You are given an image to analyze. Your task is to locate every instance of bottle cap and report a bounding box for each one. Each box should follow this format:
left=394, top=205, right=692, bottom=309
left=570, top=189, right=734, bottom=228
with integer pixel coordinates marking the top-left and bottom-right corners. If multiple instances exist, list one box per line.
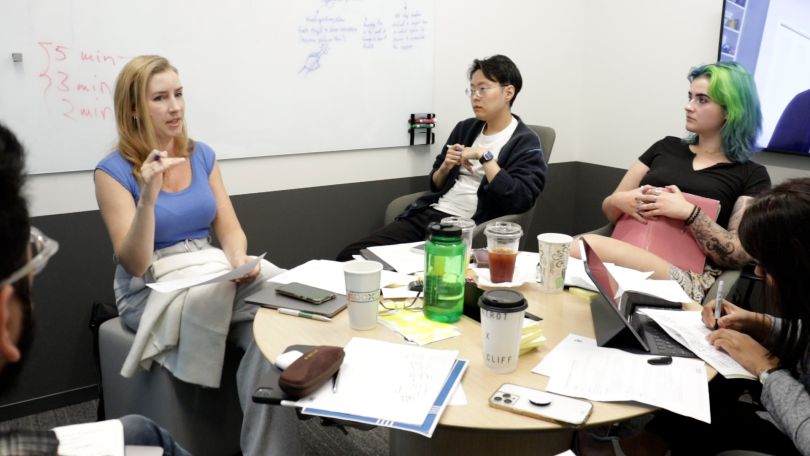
left=478, top=289, right=528, bottom=313
left=428, top=222, right=462, bottom=238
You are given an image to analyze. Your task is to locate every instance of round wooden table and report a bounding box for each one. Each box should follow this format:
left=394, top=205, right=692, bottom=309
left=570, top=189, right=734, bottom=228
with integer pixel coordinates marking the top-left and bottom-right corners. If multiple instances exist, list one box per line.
left=254, top=283, right=656, bottom=455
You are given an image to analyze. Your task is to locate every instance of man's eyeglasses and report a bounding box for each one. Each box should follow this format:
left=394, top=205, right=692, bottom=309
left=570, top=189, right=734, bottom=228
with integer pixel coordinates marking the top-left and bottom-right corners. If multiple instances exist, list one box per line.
left=0, top=227, right=59, bottom=287
left=464, top=85, right=507, bottom=98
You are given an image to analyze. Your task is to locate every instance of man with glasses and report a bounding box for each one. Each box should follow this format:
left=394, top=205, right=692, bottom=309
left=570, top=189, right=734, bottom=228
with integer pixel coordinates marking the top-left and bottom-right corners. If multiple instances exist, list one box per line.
left=337, top=54, right=547, bottom=260
left=0, top=123, right=189, bottom=455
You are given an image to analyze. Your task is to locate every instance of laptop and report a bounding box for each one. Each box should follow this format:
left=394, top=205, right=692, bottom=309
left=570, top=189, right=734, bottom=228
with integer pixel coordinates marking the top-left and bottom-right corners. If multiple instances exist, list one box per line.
left=581, top=238, right=696, bottom=358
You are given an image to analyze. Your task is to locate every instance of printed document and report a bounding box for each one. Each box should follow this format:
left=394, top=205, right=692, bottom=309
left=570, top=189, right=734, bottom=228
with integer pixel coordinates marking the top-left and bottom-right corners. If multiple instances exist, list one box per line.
left=533, top=334, right=711, bottom=423
left=53, top=419, right=124, bottom=456
left=268, top=259, right=410, bottom=295
left=147, top=253, right=265, bottom=293
left=565, top=257, right=691, bottom=303
left=639, top=308, right=756, bottom=380
left=367, top=242, right=425, bottom=274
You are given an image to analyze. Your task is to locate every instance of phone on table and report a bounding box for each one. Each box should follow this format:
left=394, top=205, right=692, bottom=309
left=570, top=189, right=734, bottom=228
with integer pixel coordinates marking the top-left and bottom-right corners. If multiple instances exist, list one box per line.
left=489, top=383, right=592, bottom=426
left=275, top=282, right=336, bottom=305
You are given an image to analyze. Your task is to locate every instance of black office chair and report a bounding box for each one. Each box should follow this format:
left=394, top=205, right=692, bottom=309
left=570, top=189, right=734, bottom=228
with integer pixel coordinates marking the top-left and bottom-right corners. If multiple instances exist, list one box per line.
left=384, top=124, right=555, bottom=250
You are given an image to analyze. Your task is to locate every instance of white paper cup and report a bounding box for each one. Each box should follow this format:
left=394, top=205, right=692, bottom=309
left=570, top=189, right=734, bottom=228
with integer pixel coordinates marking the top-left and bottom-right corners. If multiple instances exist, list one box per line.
left=343, top=260, right=382, bottom=330
left=479, top=290, right=528, bottom=374
left=536, top=233, right=573, bottom=293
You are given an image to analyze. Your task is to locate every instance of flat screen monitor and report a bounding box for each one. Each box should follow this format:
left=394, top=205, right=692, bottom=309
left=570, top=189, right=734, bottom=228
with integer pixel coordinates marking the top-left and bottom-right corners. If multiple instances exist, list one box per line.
left=719, top=0, right=810, bottom=156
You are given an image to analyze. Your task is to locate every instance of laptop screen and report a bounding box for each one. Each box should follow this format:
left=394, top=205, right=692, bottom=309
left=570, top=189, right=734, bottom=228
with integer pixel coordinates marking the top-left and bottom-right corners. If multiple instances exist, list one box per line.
left=582, top=239, right=622, bottom=310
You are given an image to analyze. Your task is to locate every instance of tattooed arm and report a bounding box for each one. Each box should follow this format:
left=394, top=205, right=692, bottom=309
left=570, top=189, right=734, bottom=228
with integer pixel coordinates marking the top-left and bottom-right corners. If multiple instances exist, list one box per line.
left=688, top=195, right=753, bottom=269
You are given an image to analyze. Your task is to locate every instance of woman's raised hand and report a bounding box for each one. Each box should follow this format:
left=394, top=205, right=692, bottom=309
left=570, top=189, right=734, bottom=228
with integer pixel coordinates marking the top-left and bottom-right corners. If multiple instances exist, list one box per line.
left=139, top=150, right=186, bottom=205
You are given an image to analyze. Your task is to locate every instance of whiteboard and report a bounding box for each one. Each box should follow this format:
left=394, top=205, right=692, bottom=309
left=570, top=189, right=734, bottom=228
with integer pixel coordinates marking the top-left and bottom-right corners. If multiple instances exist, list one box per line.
left=0, top=0, right=434, bottom=174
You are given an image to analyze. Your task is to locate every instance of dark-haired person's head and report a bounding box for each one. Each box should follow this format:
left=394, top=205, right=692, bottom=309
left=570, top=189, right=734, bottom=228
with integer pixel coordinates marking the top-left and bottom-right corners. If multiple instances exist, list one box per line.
left=466, top=55, right=522, bottom=124
left=0, top=122, right=34, bottom=386
left=739, top=177, right=810, bottom=368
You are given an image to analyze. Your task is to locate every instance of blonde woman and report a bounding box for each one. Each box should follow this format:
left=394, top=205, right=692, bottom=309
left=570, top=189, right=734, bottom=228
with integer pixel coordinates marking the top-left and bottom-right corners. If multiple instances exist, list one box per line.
left=95, top=55, right=300, bottom=455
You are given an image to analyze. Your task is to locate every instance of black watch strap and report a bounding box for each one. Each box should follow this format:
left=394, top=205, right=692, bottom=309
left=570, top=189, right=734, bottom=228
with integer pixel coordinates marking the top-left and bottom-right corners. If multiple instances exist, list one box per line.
left=479, top=150, right=494, bottom=165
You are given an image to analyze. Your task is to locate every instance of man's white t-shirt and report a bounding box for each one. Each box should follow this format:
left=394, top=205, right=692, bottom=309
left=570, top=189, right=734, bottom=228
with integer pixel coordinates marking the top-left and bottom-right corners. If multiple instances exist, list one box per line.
left=432, top=116, right=518, bottom=219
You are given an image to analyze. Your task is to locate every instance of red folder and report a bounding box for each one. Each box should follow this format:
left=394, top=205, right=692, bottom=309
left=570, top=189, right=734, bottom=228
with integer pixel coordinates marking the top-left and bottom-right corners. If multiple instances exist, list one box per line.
left=611, top=193, right=721, bottom=273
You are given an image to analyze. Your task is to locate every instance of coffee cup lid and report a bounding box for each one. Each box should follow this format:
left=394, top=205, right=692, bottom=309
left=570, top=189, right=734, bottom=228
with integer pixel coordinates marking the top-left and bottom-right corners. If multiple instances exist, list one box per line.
left=478, top=289, right=528, bottom=313
left=483, top=221, right=523, bottom=239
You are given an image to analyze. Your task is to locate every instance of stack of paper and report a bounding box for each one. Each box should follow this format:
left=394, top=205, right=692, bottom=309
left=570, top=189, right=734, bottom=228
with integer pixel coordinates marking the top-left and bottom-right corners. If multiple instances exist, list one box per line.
left=291, top=337, right=467, bottom=437
left=520, top=318, right=546, bottom=355
left=366, top=242, right=425, bottom=274
left=268, top=259, right=412, bottom=295
left=565, top=257, right=692, bottom=303
left=533, top=334, right=711, bottom=423
left=379, top=311, right=461, bottom=345
left=53, top=419, right=125, bottom=456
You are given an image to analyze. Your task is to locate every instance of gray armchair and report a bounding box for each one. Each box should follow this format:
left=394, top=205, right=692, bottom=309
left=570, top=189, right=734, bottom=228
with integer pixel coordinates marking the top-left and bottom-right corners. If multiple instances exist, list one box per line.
left=384, top=124, right=555, bottom=250
left=99, top=317, right=243, bottom=456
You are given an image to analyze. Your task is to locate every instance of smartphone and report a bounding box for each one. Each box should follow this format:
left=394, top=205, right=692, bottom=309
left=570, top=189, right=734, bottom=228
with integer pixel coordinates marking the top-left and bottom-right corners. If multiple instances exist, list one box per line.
left=489, top=383, right=592, bottom=426
left=275, top=282, right=336, bottom=305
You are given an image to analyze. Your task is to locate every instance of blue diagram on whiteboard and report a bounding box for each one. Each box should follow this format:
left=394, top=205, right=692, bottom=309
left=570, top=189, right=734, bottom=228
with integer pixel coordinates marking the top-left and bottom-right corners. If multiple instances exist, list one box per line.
left=297, top=0, right=429, bottom=74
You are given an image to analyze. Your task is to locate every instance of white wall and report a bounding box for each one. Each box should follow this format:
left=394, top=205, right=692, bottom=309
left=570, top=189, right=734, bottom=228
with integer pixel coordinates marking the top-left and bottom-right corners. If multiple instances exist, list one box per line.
left=27, top=0, right=724, bottom=217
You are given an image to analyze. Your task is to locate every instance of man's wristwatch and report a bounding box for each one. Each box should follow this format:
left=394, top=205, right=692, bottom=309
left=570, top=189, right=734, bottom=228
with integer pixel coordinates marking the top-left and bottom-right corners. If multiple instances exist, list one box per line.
left=479, top=150, right=494, bottom=165
left=759, top=366, right=783, bottom=384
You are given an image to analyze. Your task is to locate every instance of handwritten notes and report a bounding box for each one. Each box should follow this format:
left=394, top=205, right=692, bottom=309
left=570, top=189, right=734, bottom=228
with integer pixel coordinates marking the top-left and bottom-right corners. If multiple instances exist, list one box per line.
left=297, top=0, right=429, bottom=73
left=3, top=0, right=434, bottom=174
left=36, top=42, right=123, bottom=123
left=299, top=337, right=458, bottom=425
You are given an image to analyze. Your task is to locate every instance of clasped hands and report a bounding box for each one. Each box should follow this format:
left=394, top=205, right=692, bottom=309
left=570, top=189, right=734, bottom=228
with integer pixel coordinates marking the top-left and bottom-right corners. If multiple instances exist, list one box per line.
left=441, top=144, right=487, bottom=174
left=620, top=184, right=693, bottom=224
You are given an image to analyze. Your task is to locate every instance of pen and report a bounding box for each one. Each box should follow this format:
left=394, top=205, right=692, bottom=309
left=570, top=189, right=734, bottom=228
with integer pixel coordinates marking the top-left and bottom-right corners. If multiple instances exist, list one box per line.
left=277, top=308, right=331, bottom=322
left=714, top=280, right=725, bottom=330
left=333, top=369, right=341, bottom=393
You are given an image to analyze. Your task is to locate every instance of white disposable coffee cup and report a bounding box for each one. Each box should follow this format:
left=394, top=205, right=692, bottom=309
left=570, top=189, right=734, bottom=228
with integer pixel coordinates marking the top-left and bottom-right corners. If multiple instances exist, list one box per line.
left=343, top=260, right=382, bottom=330
left=478, top=290, right=528, bottom=374
left=536, top=233, right=573, bottom=293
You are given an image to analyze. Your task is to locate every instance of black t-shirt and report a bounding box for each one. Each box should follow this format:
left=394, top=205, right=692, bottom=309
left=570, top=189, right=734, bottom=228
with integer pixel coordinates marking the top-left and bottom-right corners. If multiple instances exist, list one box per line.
left=639, top=136, right=771, bottom=228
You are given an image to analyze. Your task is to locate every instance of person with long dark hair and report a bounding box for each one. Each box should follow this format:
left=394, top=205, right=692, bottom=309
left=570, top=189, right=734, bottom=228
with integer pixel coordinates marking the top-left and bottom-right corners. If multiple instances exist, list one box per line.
left=699, top=177, right=810, bottom=454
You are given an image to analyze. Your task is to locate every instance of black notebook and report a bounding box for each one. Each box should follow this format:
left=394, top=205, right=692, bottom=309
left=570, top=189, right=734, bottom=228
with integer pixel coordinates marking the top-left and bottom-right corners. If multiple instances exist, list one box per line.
left=245, top=282, right=347, bottom=318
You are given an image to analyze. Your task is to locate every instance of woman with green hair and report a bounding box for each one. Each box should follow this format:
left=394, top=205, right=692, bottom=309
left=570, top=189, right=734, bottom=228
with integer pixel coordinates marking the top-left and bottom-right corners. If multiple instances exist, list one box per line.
left=572, top=62, right=771, bottom=303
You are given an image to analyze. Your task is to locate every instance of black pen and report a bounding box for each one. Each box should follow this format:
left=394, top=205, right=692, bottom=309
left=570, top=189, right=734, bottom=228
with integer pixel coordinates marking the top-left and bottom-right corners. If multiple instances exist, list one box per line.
left=714, top=280, right=725, bottom=330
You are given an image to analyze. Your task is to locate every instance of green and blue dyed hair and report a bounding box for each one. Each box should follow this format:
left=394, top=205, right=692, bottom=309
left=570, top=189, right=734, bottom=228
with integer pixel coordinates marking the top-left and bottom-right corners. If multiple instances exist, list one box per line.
left=685, top=62, right=762, bottom=163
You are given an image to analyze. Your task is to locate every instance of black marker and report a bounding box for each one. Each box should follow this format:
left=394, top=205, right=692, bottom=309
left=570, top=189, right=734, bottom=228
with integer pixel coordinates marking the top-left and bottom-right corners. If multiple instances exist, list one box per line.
left=647, top=356, right=673, bottom=365
left=525, top=311, right=542, bottom=322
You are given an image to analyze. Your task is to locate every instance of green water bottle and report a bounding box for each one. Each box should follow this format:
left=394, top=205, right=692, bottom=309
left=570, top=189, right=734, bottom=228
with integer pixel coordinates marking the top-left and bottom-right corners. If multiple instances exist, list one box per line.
left=423, top=222, right=465, bottom=323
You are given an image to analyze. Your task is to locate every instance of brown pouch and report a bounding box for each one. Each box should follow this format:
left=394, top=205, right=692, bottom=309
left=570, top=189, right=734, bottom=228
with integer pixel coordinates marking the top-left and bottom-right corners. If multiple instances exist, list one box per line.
left=278, top=346, right=345, bottom=398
